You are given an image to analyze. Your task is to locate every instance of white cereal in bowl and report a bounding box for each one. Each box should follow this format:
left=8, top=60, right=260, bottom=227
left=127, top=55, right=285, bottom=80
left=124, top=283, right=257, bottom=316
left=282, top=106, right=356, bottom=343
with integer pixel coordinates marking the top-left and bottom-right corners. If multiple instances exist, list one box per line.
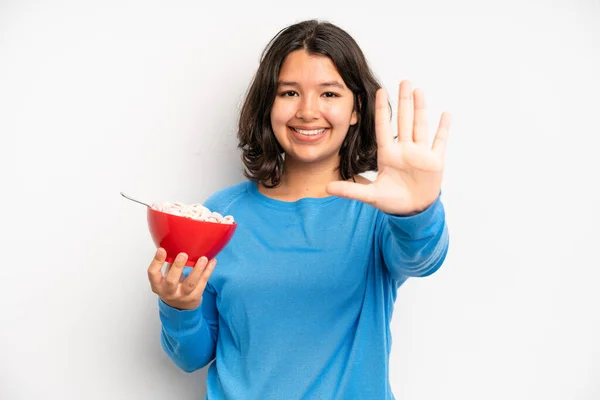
left=151, top=201, right=235, bottom=224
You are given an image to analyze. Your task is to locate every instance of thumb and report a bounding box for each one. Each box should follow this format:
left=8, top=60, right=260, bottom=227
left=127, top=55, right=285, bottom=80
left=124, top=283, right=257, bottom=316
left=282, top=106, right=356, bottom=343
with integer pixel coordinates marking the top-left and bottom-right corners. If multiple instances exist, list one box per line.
left=326, top=181, right=375, bottom=205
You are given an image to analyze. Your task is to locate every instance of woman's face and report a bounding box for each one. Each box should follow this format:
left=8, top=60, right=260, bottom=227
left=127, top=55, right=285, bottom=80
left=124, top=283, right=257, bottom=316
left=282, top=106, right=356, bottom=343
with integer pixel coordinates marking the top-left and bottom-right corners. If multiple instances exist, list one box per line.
left=270, top=50, right=358, bottom=169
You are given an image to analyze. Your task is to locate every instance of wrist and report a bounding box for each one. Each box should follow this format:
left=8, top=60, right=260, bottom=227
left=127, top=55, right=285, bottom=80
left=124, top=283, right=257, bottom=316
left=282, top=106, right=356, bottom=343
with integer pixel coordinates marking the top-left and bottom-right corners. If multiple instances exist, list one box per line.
left=160, top=297, right=201, bottom=311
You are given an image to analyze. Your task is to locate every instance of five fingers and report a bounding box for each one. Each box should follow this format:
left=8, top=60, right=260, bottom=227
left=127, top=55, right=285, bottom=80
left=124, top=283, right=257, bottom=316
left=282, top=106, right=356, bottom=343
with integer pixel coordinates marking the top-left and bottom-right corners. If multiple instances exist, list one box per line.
left=377, top=80, right=450, bottom=154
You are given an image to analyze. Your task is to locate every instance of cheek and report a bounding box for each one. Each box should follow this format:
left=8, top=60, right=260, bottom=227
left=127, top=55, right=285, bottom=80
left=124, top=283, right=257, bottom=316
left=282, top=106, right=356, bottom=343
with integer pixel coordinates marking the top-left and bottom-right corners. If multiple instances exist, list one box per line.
left=324, top=103, right=355, bottom=126
left=271, top=101, right=296, bottom=126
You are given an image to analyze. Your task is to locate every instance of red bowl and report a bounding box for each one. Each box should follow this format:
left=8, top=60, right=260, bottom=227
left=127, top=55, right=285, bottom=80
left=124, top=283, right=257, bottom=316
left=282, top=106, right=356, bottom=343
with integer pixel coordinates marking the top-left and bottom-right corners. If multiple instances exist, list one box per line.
left=147, top=207, right=237, bottom=266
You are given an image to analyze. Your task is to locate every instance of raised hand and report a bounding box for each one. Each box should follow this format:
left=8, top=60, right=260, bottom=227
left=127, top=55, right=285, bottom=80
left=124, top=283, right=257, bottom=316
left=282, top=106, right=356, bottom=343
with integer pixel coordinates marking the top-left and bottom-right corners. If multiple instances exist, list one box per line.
left=326, top=80, right=451, bottom=215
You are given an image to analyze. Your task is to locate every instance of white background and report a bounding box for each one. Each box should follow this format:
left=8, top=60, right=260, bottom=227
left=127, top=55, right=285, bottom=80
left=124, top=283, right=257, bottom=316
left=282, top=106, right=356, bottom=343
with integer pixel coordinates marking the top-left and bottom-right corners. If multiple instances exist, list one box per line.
left=1, top=1, right=599, bottom=399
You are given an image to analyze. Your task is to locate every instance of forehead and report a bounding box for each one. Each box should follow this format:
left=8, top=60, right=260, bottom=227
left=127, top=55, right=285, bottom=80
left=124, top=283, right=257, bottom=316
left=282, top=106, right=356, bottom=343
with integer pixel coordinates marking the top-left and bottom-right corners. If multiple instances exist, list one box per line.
left=278, top=50, right=343, bottom=84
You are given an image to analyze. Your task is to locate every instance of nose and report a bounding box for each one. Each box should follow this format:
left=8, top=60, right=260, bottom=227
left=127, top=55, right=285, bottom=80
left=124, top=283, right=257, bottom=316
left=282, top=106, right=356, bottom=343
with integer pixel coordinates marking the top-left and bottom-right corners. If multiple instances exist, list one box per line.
left=295, top=94, right=320, bottom=120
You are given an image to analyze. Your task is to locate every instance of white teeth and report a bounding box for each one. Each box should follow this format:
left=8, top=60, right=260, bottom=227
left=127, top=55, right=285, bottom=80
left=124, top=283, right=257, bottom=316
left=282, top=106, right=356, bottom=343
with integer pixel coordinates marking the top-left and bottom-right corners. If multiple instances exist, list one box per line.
left=293, top=128, right=326, bottom=136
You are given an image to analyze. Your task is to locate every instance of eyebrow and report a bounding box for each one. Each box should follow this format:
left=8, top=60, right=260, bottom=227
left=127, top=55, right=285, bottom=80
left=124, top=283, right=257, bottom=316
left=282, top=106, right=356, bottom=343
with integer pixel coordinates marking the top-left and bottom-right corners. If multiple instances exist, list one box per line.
left=277, top=80, right=346, bottom=90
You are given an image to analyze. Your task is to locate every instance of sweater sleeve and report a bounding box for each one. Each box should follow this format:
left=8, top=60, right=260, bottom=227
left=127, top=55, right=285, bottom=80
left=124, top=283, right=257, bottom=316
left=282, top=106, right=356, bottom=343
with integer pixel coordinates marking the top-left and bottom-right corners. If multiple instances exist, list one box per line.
left=158, top=272, right=219, bottom=373
left=378, top=195, right=449, bottom=282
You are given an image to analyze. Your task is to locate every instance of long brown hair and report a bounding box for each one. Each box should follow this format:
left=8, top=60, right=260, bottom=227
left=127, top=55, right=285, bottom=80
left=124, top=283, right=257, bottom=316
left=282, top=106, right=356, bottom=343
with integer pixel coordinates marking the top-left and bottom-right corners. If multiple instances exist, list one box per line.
left=238, top=19, right=388, bottom=188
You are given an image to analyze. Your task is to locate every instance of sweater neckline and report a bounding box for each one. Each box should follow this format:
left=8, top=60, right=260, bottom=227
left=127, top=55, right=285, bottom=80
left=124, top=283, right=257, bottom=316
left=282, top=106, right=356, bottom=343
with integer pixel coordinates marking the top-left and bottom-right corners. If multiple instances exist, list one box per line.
left=246, top=181, right=342, bottom=210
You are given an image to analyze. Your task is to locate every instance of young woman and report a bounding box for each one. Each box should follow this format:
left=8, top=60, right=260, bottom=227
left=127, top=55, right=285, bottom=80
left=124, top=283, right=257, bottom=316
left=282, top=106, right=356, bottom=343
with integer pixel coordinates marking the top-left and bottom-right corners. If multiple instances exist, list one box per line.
left=147, top=19, right=451, bottom=399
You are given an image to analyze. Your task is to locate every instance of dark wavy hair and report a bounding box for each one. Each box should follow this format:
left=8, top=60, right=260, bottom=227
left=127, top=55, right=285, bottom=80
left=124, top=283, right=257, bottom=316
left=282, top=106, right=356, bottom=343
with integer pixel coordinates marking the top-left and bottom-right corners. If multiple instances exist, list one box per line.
left=237, top=19, right=388, bottom=188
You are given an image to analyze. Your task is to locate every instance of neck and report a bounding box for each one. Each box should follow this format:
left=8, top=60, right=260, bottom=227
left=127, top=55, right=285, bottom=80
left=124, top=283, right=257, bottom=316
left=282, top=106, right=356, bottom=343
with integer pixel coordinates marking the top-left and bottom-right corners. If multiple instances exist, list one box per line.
left=262, top=156, right=341, bottom=201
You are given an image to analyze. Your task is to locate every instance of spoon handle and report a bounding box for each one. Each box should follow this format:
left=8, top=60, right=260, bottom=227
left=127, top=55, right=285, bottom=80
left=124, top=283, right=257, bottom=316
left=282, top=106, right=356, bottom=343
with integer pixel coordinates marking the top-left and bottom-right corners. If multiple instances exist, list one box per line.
left=120, top=192, right=151, bottom=208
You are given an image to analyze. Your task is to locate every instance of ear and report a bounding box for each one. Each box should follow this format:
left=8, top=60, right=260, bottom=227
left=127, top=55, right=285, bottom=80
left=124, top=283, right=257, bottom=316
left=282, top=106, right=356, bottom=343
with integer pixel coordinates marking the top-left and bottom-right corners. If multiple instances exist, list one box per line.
left=350, top=95, right=361, bottom=126
left=350, top=108, right=358, bottom=126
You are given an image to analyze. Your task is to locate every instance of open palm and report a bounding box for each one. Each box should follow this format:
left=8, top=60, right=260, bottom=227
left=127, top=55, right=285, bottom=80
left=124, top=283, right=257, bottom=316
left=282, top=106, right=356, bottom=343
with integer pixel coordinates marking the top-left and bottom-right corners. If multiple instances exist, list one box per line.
left=326, top=80, right=451, bottom=215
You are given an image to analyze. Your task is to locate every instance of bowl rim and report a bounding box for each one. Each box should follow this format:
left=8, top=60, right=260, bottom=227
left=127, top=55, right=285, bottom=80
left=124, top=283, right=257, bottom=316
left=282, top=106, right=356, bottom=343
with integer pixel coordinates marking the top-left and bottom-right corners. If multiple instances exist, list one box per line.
left=147, top=206, right=238, bottom=226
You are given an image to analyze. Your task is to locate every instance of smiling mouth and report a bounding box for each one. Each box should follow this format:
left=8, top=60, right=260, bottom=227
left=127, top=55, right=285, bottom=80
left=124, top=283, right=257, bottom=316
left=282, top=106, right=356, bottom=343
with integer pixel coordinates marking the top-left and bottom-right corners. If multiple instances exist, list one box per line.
left=291, top=127, right=328, bottom=136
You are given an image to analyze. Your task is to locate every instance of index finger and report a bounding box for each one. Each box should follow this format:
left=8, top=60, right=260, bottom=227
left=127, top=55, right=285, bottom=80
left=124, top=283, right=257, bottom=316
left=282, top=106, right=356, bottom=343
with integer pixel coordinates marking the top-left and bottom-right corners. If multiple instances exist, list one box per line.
left=374, top=88, right=393, bottom=148
left=147, top=248, right=166, bottom=289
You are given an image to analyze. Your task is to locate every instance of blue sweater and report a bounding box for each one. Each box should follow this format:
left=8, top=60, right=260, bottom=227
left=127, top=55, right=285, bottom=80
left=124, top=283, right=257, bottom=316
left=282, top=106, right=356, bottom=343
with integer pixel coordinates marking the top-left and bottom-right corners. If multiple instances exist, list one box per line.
left=158, top=180, right=449, bottom=399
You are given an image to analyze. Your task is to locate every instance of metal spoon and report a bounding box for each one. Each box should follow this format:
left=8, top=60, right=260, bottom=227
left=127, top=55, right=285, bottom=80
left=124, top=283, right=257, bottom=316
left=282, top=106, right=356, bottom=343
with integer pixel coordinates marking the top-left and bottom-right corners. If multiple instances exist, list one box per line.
left=120, top=192, right=151, bottom=208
